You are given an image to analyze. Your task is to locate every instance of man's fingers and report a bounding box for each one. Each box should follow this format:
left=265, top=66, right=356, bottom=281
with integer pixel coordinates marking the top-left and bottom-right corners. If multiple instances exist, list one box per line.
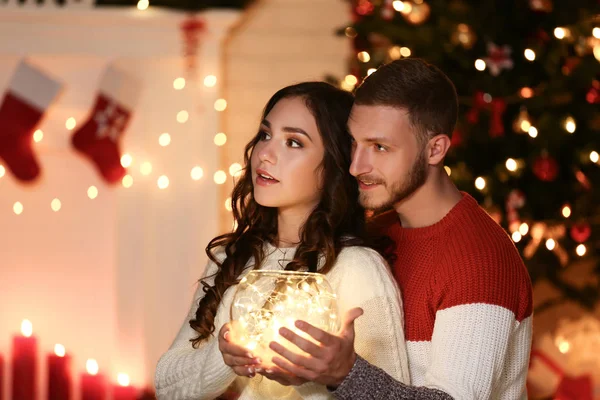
left=278, top=327, right=323, bottom=357
left=271, top=356, right=317, bottom=381
left=340, top=307, right=363, bottom=337
left=293, top=320, right=335, bottom=346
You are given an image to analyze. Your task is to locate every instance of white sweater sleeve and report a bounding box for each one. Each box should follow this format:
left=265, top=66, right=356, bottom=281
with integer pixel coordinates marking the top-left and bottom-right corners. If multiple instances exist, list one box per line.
left=295, top=246, right=411, bottom=399
left=154, top=260, right=237, bottom=400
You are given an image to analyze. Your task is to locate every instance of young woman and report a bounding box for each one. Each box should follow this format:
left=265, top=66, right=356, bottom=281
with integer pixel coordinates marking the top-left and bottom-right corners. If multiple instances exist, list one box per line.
left=154, top=82, right=409, bottom=399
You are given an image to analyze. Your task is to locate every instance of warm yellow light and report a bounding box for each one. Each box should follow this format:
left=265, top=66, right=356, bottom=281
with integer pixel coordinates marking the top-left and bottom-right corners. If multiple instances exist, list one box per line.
left=51, top=198, right=61, bottom=212
left=66, top=117, right=77, bottom=131
left=590, top=151, right=599, bottom=163
left=33, top=129, right=43, bottom=143
left=389, top=46, right=402, bottom=60
left=562, top=205, right=571, bottom=218
left=214, top=170, right=227, bottom=185
left=564, top=116, right=576, bottom=133
left=159, top=133, right=171, bottom=147
left=176, top=110, right=189, bottom=124
left=214, top=133, right=227, bottom=146
left=475, top=59, right=486, bottom=71
left=367, top=68, right=377, bottom=76
left=140, top=162, right=153, bottom=176
left=475, top=177, right=486, bottom=190
left=225, top=197, right=233, bottom=211
left=340, top=81, right=355, bottom=92
left=173, top=77, right=186, bottom=90
left=0, top=165, right=5, bottom=178
left=400, top=1, right=412, bottom=13
left=122, top=174, right=133, bottom=188
left=593, top=27, right=600, bottom=39
left=13, top=201, right=23, bottom=215
left=511, top=231, right=522, bottom=242
left=21, top=319, right=32, bottom=337
left=400, top=47, right=411, bottom=57
left=505, top=158, right=518, bottom=172
left=576, top=244, right=586, bottom=256
left=137, top=0, right=148, bottom=10
left=546, top=238, right=556, bottom=251
left=344, top=75, right=358, bottom=86
left=392, top=0, right=404, bottom=11
left=117, top=373, right=130, bottom=387
left=87, top=186, right=98, bottom=200
left=86, top=359, right=99, bottom=375
left=520, top=119, right=532, bottom=132
left=229, top=163, right=243, bottom=177
left=54, top=344, right=66, bottom=357
left=357, top=51, right=371, bottom=63
left=444, top=166, right=451, bottom=176
left=554, top=27, right=567, bottom=39
left=528, top=126, right=538, bottom=138
left=558, top=340, right=570, bottom=354
left=157, top=175, right=169, bottom=189
left=214, top=99, right=227, bottom=112
left=519, top=223, right=529, bottom=236
left=120, top=154, right=133, bottom=168
left=524, top=49, right=536, bottom=61
left=520, top=87, right=534, bottom=98
left=594, top=46, right=600, bottom=62
left=204, top=75, right=217, bottom=88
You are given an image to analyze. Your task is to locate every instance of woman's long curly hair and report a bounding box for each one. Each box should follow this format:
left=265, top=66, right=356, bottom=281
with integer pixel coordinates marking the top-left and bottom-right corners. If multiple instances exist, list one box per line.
left=189, top=82, right=374, bottom=347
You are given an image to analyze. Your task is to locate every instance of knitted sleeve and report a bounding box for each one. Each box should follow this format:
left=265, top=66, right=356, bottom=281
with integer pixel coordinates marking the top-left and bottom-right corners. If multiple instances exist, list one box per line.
left=333, top=356, right=453, bottom=400
left=154, top=259, right=237, bottom=400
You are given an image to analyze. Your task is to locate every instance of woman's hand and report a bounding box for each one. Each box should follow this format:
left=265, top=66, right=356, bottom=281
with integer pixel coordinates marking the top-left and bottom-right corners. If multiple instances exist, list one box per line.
left=218, top=322, right=261, bottom=377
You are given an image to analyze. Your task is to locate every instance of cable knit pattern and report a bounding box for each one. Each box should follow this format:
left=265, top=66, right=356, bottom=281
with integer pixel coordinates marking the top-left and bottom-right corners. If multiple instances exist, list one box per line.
left=154, top=244, right=410, bottom=400
left=332, top=192, right=533, bottom=400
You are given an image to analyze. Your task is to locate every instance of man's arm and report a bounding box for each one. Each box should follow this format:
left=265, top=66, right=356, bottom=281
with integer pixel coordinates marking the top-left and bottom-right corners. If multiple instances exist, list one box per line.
left=332, top=356, right=453, bottom=400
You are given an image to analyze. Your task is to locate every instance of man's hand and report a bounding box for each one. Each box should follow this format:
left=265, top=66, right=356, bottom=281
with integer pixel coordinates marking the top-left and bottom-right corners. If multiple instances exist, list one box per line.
left=218, top=322, right=261, bottom=377
left=255, top=366, right=308, bottom=386
left=267, top=307, right=364, bottom=388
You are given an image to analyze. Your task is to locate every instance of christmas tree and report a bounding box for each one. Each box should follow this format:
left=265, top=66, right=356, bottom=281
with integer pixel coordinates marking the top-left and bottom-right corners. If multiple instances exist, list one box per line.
left=333, top=0, right=600, bottom=313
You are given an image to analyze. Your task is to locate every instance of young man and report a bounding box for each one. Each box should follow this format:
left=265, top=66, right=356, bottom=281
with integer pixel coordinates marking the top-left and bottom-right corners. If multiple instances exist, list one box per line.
left=262, top=59, right=533, bottom=399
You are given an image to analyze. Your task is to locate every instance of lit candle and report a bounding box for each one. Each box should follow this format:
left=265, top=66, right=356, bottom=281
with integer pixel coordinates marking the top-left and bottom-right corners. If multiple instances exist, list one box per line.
left=48, top=344, right=71, bottom=400
left=11, top=319, right=37, bottom=400
left=81, top=359, right=106, bottom=400
left=112, top=374, right=136, bottom=400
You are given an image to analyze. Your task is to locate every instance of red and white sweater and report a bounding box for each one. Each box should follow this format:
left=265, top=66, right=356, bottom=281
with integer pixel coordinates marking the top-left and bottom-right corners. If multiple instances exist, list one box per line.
left=334, top=192, right=533, bottom=400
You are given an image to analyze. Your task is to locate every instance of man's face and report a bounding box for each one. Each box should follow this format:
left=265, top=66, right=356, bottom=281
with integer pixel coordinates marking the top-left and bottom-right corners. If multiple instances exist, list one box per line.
left=348, top=105, right=428, bottom=212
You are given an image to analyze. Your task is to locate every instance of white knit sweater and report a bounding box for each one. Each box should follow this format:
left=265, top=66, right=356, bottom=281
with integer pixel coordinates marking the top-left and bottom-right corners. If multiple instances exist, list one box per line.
left=154, top=244, right=410, bottom=400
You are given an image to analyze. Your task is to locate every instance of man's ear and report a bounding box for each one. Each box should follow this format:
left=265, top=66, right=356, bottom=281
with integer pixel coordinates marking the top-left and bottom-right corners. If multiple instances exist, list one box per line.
left=426, top=134, right=451, bottom=165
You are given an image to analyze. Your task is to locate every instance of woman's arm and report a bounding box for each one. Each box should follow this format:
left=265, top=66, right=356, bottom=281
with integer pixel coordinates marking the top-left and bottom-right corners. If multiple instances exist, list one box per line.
left=154, top=261, right=238, bottom=400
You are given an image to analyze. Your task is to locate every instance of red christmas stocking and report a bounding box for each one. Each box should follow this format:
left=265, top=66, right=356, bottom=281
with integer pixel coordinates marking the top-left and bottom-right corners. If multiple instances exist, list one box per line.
left=0, top=60, right=62, bottom=182
left=71, top=65, right=141, bottom=184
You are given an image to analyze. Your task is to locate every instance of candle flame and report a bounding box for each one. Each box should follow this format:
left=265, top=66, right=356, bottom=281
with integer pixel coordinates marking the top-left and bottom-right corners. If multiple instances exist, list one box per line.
left=117, top=373, right=130, bottom=387
left=54, top=344, right=66, bottom=357
left=21, top=319, right=33, bottom=337
left=86, top=359, right=99, bottom=375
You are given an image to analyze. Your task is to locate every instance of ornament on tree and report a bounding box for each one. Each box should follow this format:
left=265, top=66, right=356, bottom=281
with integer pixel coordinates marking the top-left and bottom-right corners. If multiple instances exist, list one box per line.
left=505, top=189, right=525, bottom=233
left=71, top=64, right=142, bottom=184
left=570, top=222, right=591, bottom=243
left=586, top=79, right=599, bottom=104
left=354, top=0, right=375, bottom=18
left=403, top=1, right=430, bottom=25
left=451, top=23, right=477, bottom=49
left=532, top=152, right=559, bottom=182
left=484, top=42, right=514, bottom=76
left=512, top=106, right=531, bottom=133
left=180, top=16, right=206, bottom=79
left=562, top=57, right=581, bottom=76
left=450, top=127, right=463, bottom=147
left=381, top=0, right=395, bottom=20
left=0, top=60, right=63, bottom=182
left=524, top=222, right=568, bottom=265
left=574, top=169, right=592, bottom=190
left=529, top=0, right=553, bottom=12
left=466, top=91, right=507, bottom=137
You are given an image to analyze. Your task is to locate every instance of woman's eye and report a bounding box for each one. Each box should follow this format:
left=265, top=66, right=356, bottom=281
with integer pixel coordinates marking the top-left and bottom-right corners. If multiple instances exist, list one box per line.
left=287, top=139, right=302, bottom=148
left=258, top=131, right=271, bottom=140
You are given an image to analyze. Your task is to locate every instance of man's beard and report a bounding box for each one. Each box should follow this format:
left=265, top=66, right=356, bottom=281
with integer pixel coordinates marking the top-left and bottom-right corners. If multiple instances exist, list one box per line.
left=360, top=150, right=428, bottom=214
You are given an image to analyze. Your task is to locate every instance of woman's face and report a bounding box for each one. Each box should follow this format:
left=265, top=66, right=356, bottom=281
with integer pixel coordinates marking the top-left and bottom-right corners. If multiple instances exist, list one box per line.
left=251, top=96, right=325, bottom=215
